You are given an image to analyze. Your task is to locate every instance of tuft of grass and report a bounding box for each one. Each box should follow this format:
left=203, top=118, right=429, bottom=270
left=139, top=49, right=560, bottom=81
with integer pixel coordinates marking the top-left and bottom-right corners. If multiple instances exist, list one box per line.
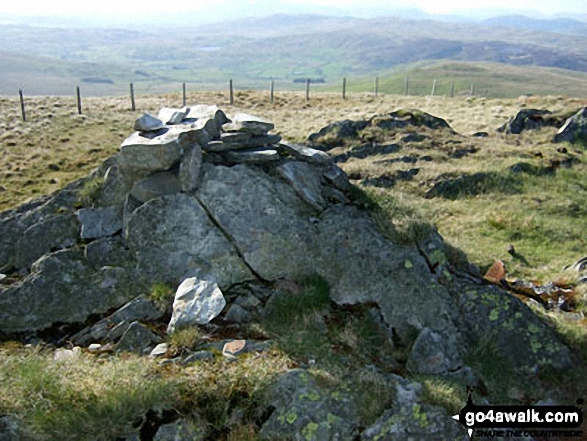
left=149, top=282, right=175, bottom=312
left=0, top=348, right=177, bottom=441
left=167, top=327, right=203, bottom=353
left=419, top=377, right=468, bottom=415
left=77, top=177, right=104, bottom=208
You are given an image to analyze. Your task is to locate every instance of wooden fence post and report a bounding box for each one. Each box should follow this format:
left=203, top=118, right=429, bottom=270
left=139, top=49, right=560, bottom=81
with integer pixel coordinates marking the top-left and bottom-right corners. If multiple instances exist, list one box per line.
left=182, top=82, right=186, bottom=107
left=76, top=86, right=82, bottom=114
left=305, top=78, right=310, bottom=101
left=404, top=77, right=409, bottom=96
left=270, top=80, right=274, bottom=104
left=19, top=89, right=26, bottom=122
left=470, top=83, right=474, bottom=97
left=374, top=76, right=379, bottom=96
left=130, top=83, right=136, bottom=111
left=229, top=79, right=234, bottom=105
left=450, top=82, right=455, bottom=98
left=431, top=79, right=437, bottom=97
left=342, top=77, right=347, bottom=100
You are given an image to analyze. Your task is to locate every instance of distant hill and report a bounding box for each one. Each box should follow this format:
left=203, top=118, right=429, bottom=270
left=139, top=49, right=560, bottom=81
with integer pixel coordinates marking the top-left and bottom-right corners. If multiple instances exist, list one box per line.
left=1, top=14, right=587, bottom=97
left=482, top=14, right=587, bottom=36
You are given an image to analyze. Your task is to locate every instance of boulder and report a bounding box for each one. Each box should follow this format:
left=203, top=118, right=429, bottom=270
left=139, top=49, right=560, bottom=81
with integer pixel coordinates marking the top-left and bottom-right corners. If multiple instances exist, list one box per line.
left=15, top=213, right=80, bottom=269
left=406, top=327, right=463, bottom=375
left=71, top=295, right=163, bottom=346
left=83, top=236, right=134, bottom=268
left=260, top=369, right=359, bottom=441
left=224, top=304, right=253, bottom=323
left=125, top=193, right=253, bottom=287
left=497, top=109, right=553, bottom=134
left=116, top=321, right=161, bottom=354
left=0, top=249, right=141, bottom=334
left=77, top=206, right=122, bottom=239
left=167, top=276, right=227, bottom=333
left=554, top=107, right=587, bottom=144
left=130, top=172, right=182, bottom=204
left=134, top=113, right=165, bottom=132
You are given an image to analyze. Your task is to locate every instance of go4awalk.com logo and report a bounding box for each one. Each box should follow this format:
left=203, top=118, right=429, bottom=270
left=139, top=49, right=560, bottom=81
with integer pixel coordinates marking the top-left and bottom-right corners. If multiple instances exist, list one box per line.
left=452, top=390, right=584, bottom=439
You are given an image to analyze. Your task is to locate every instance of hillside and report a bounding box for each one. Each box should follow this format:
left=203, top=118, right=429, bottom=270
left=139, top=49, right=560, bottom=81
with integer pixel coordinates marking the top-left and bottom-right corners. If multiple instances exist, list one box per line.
left=2, top=92, right=587, bottom=440
left=1, top=14, right=587, bottom=97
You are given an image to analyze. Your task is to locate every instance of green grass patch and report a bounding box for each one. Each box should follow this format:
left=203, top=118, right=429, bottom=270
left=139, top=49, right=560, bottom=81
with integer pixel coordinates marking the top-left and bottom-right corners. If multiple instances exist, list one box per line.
left=77, top=176, right=104, bottom=208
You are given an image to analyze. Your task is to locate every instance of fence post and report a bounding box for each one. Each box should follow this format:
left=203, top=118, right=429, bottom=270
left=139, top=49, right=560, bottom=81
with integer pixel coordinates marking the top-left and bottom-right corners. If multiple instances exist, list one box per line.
left=18, top=89, right=26, bottom=122
left=404, top=76, right=409, bottom=96
left=342, top=77, right=347, bottom=100
left=229, top=79, right=234, bottom=105
left=130, top=83, right=136, bottom=111
left=431, top=79, right=437, bottom=97
left=450, top=82, right=455, bottom=98
left=470, top=83, right=474, bottom=97
left=76, top=86, right=82, bottom=115
left=270, top=80, right=274, bottom=104
left=374, top=76, right=379, bottom=96
left=305, top=78, right=310, bottom=101
left=182, top=82, right=186, bottom=107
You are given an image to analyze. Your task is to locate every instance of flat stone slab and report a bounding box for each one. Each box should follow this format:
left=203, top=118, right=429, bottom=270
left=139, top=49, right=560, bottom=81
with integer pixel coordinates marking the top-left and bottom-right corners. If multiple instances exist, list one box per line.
left=204, top=134, right=282, bottom=152
left=279, top=142, right=332, bottom=164
left=223, top=113, right=274, bottom=135
left=78, top=206, right=122, bottom=239
left=224, top=148, right=281, bottom=163
left=222, top=339, right=247, bottom=358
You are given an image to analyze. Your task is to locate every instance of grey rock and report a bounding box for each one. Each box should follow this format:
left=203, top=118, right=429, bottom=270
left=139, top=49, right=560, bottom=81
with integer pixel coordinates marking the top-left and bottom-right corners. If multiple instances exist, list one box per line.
left=554, top=107, right=587, bottom=143
left=179, top=144, right=203, bottom=193
left=154, top=419, right=206, bottom=441
left=119, top=130, right=183, bottom=177
left=98, top=163, right=135, bottom=207
left=223, top=113, right=274, bottom=135
left=0, top=249, right=142, bottom=334
left=260, top=369, right=359, bottom=441
left=166, top=107, right=191, bottom=125
left=362, top=404, right=468, bottom=441
left=224, top=304, right=253, bottom=323
left=234, top=293, right=261, bottom=309
left=406, top=327, right=463, bottom=375
left=134, top=113, right=165, bottom=132
left=497, top=109, right=553, bottom=134
left=205, top=134, right=282, bottom=152
left=117, top=321, right=161, bottom=354
left=183, top=350, right=214, bottom=364
left=276, top=161, right=327, bottom=212
left=167, top=276, right=227, bottom=333
left=130, top=172, right=182, bottom=204
left=0, top=415, right=21, bottom=441
left=71, top=296, right=163, bottom=346
left=125, top=193, right=252, bottom=287
left=0, top=274, right=5, bottom=282
left=223, top=148, right=280, bottom=163
left=15, top=213, right=79, bottom=269
left=322, top=166, right=350, bottom=192
left=78, top=206, right=122, bottom=239
left=220, top=132, right=253, bottom=143
left=150, top=343, right=169, bottom=357
left=84, top=236, right=134, bottom=268
left=278, top=142, right=332, bottom=164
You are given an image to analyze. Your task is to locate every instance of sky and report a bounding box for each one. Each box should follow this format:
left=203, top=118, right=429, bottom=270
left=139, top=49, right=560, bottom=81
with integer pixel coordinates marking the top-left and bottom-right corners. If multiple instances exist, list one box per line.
left=0, top=0, right=583, bottom=20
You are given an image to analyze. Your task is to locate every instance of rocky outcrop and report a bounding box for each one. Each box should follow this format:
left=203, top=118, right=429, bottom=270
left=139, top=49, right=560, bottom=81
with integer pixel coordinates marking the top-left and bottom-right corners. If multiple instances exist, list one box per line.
left=308, top=109, right=455, bottom=151
left=498, top=108, right=580, bottom=135
left=0, top=105, right=576, bottom=439
left=554, top=107, right=587, bottom=144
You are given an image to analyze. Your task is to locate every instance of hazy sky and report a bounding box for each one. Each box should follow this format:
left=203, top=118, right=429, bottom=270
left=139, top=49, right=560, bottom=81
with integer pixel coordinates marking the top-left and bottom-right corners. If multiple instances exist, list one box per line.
left=0, top=0, right=583, bottom=17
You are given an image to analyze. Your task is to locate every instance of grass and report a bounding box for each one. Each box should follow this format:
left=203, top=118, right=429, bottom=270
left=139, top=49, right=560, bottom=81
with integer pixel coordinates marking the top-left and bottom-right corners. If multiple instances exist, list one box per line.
left=148, top=281, right=175, bottom=312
